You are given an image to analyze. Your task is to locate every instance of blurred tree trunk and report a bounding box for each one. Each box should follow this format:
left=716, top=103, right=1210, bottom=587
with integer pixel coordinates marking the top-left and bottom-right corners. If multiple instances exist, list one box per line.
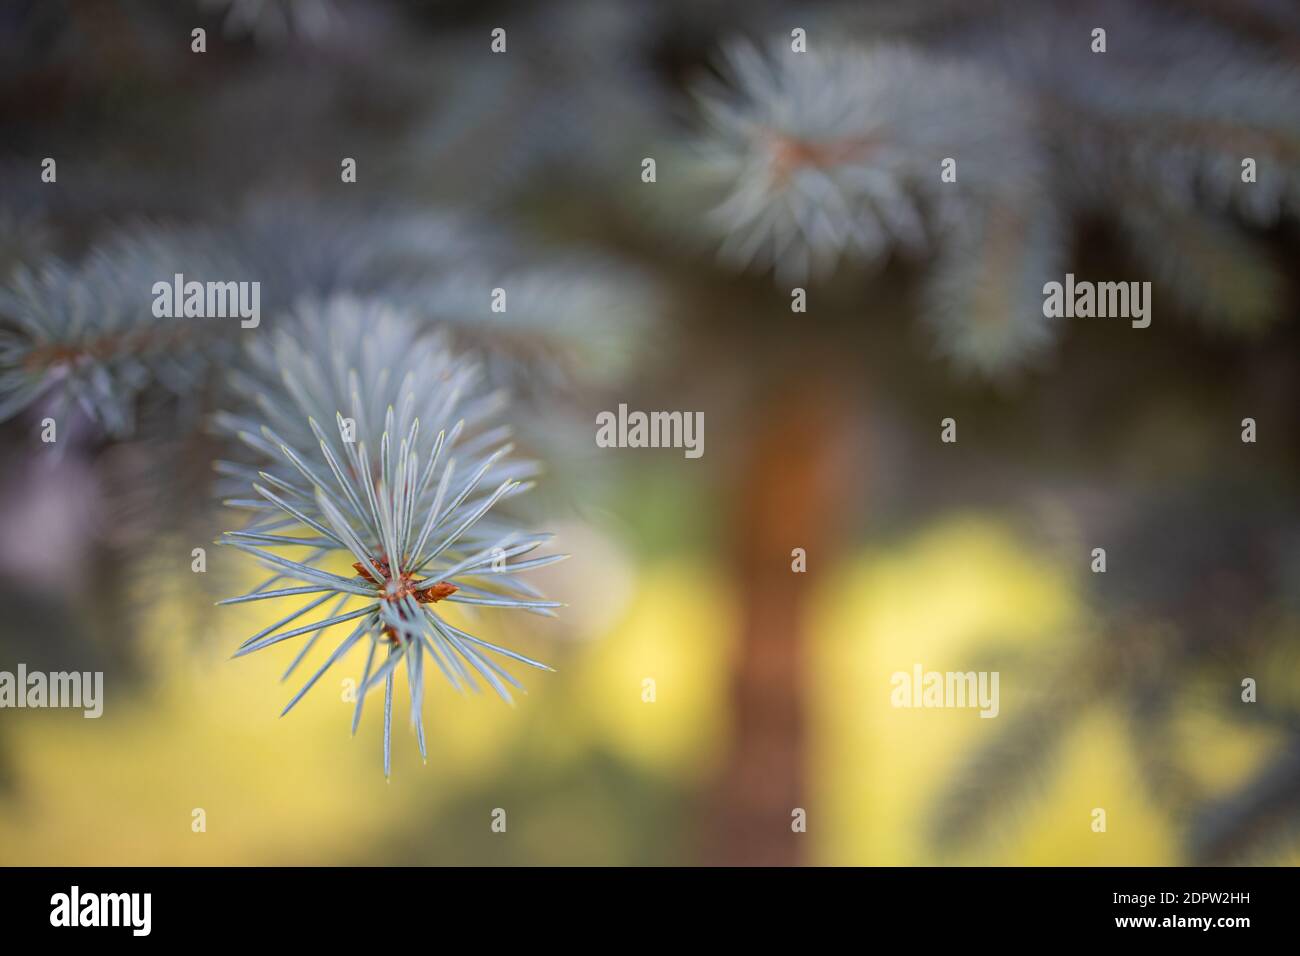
left=704, top=374, right=854, bottom=865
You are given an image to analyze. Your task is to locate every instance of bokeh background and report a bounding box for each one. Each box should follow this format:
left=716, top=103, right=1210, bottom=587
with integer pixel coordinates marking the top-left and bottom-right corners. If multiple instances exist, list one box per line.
left=2, top=0, right=1300, bottom=866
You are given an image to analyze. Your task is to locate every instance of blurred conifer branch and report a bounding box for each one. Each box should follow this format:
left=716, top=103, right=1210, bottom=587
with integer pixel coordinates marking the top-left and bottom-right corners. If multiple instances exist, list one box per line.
left=678, top=1, right=1300, bottom=375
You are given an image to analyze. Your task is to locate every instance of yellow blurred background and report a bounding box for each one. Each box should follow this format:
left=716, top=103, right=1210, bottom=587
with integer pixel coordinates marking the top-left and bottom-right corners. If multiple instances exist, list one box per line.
left=3, top=515, right=1290, bottom=866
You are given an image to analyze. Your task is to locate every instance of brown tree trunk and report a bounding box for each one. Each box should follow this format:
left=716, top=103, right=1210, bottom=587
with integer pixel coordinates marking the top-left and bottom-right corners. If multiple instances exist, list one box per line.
left=704, top=375, right=855, bottom=865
